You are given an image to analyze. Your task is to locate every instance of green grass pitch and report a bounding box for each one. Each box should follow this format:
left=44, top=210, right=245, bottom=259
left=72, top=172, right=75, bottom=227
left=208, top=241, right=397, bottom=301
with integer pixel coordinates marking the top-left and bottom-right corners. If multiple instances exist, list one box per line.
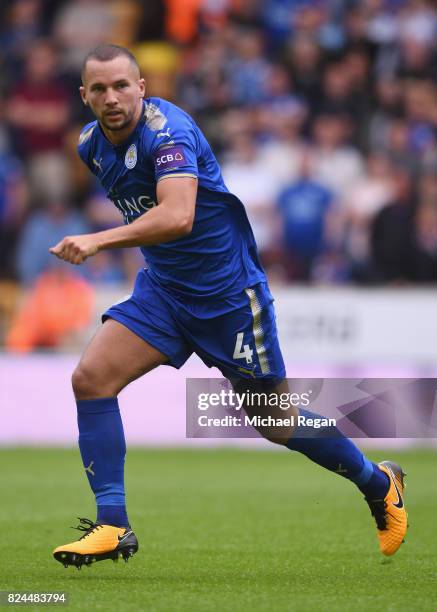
left=1, top=448, right=436, bottom=611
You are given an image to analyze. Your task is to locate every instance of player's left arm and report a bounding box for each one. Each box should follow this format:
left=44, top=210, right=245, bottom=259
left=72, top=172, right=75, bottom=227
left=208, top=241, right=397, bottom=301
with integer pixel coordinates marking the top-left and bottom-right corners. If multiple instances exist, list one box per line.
left=49, top=176, right=197, bottom=265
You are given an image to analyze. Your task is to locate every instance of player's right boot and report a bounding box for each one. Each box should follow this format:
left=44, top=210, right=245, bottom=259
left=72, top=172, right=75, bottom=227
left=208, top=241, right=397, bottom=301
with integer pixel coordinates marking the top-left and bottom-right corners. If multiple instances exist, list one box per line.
left=365, top=460, right=408, bottom=556
left=53, top=517, right=138, bottom=569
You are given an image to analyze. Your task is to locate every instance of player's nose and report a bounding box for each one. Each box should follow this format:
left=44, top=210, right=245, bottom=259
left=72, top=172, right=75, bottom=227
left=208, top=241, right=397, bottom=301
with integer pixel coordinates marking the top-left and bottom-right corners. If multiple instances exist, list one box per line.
left=104, top=89, right=119, bottom=106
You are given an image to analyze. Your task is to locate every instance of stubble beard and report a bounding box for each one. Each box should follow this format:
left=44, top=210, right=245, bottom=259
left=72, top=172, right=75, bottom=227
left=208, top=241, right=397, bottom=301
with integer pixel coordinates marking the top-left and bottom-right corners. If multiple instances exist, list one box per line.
left=100, top=100, right=141, bottom=133
left=100, top=111, right=132, bottom=132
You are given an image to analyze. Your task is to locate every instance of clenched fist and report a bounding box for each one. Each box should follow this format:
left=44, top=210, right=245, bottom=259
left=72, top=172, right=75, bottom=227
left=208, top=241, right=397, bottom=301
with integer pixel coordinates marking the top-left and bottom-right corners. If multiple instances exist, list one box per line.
left=49, top=234, right=100, bottom=265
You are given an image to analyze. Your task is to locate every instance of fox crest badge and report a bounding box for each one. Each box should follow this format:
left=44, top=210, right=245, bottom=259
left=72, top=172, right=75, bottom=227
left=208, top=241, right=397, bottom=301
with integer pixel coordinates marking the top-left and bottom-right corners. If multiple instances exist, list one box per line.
left=125, top=144, right=137, bottom=169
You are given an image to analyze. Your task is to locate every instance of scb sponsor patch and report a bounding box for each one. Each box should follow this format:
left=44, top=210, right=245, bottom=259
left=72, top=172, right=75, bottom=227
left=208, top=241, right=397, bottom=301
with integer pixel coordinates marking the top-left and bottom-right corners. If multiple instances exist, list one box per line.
left=154, top=145, right=186, bottom=170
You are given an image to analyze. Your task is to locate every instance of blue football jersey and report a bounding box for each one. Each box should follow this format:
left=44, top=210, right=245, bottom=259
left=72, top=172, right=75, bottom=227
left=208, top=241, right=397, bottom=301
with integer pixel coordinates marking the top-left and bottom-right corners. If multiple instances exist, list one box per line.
left=77, top=97, right=266, bottom=302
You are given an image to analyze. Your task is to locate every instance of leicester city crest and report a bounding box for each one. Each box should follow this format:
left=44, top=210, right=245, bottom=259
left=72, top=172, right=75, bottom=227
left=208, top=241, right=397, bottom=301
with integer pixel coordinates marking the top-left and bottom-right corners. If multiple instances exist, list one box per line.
left=125, top=144, right=137, bottom=169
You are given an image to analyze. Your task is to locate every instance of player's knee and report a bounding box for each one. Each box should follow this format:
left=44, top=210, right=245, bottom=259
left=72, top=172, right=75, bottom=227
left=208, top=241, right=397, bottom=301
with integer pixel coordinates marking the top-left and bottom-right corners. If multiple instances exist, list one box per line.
left=71, top=363, right=108, bottom=400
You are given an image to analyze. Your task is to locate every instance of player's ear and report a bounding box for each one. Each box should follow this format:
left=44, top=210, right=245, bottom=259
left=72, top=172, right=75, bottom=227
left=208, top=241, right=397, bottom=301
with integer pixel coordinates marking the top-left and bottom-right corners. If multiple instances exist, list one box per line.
left=79, top=86, right=88, bottom=106
left=139, top=78, right=146, bottom=99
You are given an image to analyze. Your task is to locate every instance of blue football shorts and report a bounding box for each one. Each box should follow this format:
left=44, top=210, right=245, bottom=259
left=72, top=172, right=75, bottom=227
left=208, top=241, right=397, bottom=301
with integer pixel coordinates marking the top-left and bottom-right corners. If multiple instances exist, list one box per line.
left=103, top=269, right=286, bottom=381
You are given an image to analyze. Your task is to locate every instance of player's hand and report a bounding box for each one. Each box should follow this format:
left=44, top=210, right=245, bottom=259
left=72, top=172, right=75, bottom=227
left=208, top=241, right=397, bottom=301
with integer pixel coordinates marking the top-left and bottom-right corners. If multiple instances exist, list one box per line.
left=49, top=234, right=100, bottom=265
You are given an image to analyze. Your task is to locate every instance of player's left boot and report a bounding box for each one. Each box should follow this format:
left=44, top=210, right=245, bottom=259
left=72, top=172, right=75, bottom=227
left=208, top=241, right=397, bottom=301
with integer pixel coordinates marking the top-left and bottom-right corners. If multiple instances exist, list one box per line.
left=365, top=460, right=408, bottom=556
left=53, top=517, right=138, bottom=569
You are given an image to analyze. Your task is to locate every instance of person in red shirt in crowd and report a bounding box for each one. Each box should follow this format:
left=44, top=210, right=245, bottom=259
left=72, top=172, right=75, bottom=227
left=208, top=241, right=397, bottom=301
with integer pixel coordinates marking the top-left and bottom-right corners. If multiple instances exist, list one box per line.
left=7, top=39, right=71, bottom=202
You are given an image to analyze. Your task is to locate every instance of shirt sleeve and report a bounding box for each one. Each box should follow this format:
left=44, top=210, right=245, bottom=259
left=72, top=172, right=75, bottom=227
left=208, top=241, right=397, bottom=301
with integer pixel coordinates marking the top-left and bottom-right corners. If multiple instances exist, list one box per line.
left=77, top=121, right=97, bottom=173
left=149, top=108, right=199, bottom=182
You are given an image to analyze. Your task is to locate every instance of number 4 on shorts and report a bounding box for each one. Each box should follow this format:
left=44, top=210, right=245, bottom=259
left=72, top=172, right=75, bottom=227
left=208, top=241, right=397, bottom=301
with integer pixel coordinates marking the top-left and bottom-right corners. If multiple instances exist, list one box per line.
left=233, top=332, right=254, bottom=364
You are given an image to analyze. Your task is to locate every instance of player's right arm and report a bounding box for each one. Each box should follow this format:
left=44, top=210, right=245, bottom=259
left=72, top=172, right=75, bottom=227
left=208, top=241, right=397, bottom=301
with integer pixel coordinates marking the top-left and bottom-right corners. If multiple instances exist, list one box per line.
left=49, top=176, right=197, bottom=265
left=97, top=174, right=197, bottom=246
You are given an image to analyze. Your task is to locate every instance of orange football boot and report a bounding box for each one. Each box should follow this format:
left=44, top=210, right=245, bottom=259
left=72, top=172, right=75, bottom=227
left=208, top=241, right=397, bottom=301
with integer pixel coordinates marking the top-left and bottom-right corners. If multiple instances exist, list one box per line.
left=53, top=517, right=138, bottom=569
left=365, top=461, right=408, bottom=556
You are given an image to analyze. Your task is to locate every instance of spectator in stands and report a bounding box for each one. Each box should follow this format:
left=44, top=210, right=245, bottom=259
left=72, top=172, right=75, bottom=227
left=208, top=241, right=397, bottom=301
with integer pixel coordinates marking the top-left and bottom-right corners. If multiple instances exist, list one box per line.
left=82, top=191, right=135, bottom=284
left=370, top=168, right=415, bottom=283
left=383, top=118, right=421, bottom=176
left=403, top=80, right=436, bottom=156
left=178, top=31, right=231, bottom=149
left=227, top=29, right=272, bottom=106
left=276, top=150, right=336, bottom=281
left=344, top=152, right=395, bottom=281
left=53, top=0, right=113, bottom=76
left=163, top=0, right=202, bottom=44
left=292, top=3, right=327, bottom=40
left=16, top=200, right=90, bottom=286
left=315, top=61, right=355, bottom=118
left=283, top=34, right=322, bottom=114
left=311, top=113, right=364, bottom=203
left=260, top=0, right=299, bottom=47
left=398, top=0, right=437, bottom=48
left=0, top=149, right=28, bottom=279
left=6, top=266, right=93, bottom=352
left=0, top=0, right=44, bottom=82
left=396, top=36, right=435, bottom=80
left=7, top=39, right=71, bottom=202
left=343, top=48, right=372, bottom=147
left=256, top=68, right=307, bottom=193
left=221, top=130, right=278, bottom=262
left=365, top=0, right=398, bottom=47
left=110, top=0, right=143, bottom=48
left=409, top=171, right=437, bottom=282
left=344, top=4, right=373, bottom=50
left=368, top=78, right=403, bottom=151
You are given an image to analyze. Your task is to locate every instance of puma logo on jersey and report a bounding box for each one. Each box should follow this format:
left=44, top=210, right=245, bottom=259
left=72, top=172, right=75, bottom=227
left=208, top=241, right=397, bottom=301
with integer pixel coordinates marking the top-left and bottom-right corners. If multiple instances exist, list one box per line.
left=93, top=157, right=103, bottom=172
left=157, top=127, right=171, bottom=138
left=237, top=366, right=256, bottom=378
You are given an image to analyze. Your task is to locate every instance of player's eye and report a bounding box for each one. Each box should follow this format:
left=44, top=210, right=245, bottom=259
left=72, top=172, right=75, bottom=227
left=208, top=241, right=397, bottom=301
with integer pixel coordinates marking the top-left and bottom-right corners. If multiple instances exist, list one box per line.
left=117, top=83, right=129, bottom=89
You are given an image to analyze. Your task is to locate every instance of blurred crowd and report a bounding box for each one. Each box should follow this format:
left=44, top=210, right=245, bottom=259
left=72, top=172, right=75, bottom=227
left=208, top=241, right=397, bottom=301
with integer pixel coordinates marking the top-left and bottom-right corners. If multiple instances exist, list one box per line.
left=2, top=0, right=437, bottom=317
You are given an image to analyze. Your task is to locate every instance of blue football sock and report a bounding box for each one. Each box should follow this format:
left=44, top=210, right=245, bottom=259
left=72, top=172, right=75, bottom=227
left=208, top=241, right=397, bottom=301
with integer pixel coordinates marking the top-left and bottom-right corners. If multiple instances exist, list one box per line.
left=77, top=397, right=129, bottom=528
left=286, top=408, right=390, bottom=500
